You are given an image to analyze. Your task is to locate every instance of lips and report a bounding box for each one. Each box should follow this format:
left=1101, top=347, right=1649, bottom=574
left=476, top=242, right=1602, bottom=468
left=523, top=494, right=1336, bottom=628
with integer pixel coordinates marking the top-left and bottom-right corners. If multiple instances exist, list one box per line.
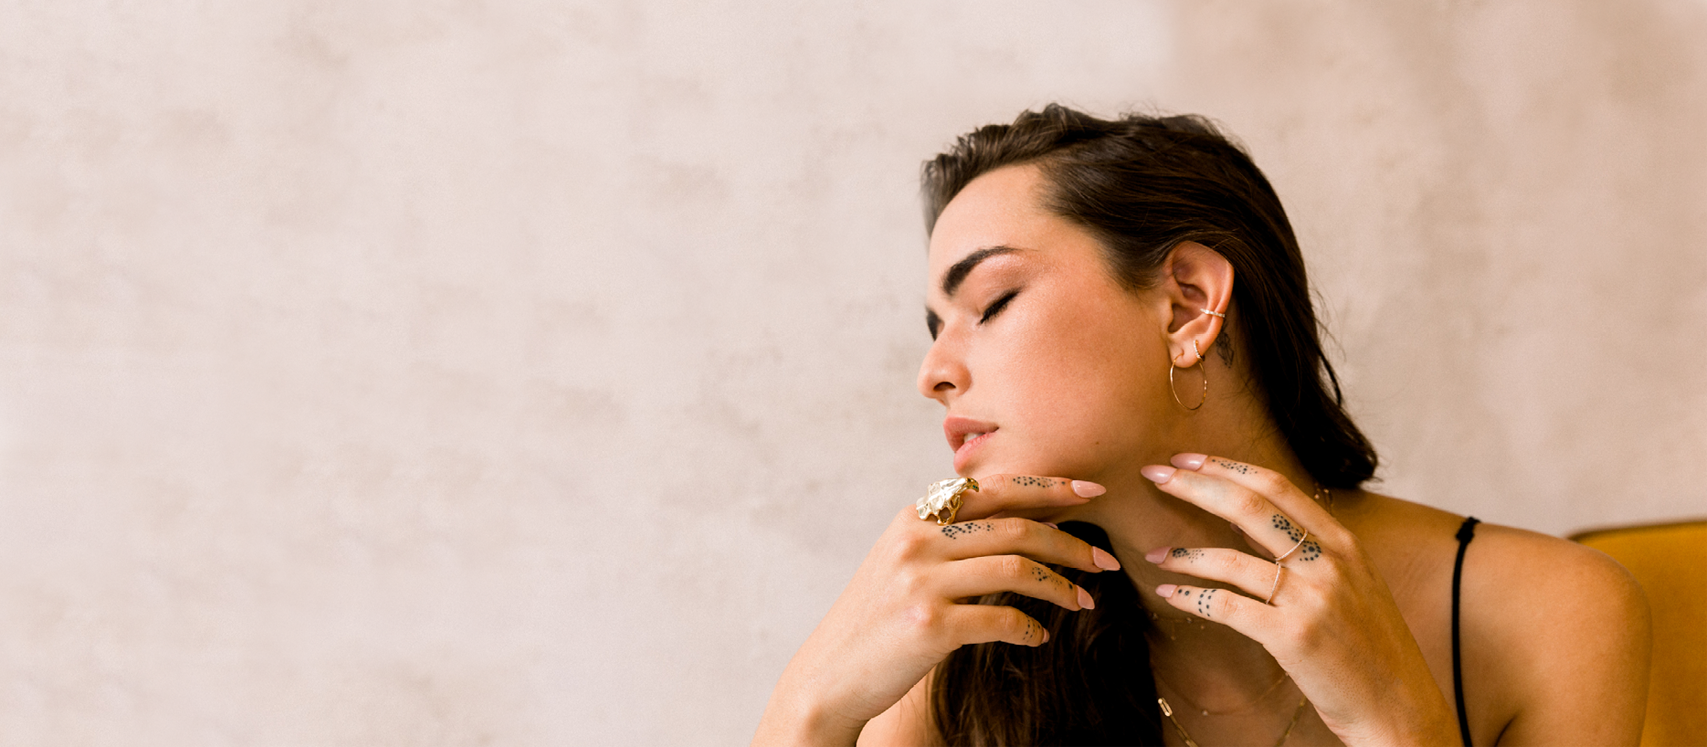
left=943, top=415, right=998, bottom=470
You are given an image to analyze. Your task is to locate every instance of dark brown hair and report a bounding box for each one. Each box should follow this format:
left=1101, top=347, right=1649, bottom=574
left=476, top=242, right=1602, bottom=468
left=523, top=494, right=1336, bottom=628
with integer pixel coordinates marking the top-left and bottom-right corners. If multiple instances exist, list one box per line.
left=921, top=105, right=1379, bottom=745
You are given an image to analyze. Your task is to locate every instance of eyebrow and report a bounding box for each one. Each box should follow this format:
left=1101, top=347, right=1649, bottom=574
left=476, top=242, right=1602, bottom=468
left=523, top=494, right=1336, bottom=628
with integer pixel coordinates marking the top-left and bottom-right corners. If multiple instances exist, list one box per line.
left=941, top=245, right=1022, bottom=299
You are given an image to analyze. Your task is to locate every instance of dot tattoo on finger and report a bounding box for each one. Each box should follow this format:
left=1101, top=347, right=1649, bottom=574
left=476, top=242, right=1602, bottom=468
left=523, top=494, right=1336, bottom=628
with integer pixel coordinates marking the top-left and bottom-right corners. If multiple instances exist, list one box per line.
left=1029, top=564, right=1069, bottom=592
left=1170, top=547, right=1205, bottom=561
left=1297, top=540, right=1322, bottom=561
left=1196, top=589, right=1216, bottom=618
left=1210, top=457, right=1253, bottom=475
left=940, top=522, right=993, bottom=540
left=1271, top=514, right=1305, bottom=542
left=1011, top=476, right=1060, bottom=488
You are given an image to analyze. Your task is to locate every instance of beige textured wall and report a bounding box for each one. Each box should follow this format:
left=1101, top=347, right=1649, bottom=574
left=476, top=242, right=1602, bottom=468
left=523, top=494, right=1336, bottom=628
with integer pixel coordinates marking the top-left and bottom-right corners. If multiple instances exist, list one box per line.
left=2, top=1, right=1703, bottom=744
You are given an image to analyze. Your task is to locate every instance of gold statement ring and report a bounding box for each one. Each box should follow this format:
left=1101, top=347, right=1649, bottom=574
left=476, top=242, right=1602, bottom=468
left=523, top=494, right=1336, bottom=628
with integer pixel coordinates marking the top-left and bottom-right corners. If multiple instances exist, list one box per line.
left=917, top=477, right=979, bottom=526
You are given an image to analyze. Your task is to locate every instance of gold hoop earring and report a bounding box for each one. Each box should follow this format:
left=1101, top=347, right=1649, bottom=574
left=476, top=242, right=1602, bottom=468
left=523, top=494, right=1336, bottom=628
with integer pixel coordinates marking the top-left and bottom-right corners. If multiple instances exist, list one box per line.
left=1169, top=341, right=1209, bottom=411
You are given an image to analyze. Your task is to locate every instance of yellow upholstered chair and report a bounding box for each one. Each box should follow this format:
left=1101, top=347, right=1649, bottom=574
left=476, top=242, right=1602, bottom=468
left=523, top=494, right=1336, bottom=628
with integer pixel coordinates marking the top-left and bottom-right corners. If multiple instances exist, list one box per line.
left=1571, top=520, right=1707, bottom=747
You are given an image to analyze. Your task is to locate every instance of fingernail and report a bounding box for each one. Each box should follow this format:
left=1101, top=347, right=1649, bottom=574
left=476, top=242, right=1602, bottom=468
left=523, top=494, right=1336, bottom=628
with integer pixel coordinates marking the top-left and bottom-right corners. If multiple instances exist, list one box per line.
left=1071, top=480, right=1105, bottom=497
left=1041, top=629, right=1050, bottom=644
left=1091, top=547, right=1121, bottom=571
left=1042, top=521, right=1059, bottom=529
left=1171, top=453, right=1207, bottom=470
left=1077, top=586, right=1095, bottom=610
left=1140, top=465, right=1176, bottom=484
left=1156, top=583, right=1178, bottom=598
left=1144, top=547, right=1169, bottom=564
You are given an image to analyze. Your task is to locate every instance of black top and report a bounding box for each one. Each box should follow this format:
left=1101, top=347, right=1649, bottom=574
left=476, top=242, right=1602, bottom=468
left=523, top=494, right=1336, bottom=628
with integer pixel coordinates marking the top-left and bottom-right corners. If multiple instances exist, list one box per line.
left=1451, top=516, right=1481, bottom=746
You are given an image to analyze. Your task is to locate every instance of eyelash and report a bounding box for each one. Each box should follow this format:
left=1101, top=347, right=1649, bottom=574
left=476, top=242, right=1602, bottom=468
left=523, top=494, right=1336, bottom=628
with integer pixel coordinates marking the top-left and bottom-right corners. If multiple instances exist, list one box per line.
left=980, top=290, right=1019, bottom=324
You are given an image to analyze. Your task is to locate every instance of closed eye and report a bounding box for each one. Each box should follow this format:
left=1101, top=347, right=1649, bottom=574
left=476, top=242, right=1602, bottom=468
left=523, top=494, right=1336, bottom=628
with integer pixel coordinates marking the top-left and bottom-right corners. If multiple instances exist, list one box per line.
left=980, top=290, right=1019, bottom=324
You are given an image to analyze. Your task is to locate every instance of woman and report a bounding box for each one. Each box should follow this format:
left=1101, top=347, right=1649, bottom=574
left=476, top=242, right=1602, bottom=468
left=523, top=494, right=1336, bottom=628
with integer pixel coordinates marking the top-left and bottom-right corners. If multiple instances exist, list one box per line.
left=754, top=106, right=1649, bottom=746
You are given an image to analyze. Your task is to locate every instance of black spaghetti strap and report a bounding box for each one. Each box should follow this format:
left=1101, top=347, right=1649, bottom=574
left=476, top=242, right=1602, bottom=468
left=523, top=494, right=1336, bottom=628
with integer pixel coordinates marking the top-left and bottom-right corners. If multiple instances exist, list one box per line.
left=1451, top=516, right=1481, bottom=747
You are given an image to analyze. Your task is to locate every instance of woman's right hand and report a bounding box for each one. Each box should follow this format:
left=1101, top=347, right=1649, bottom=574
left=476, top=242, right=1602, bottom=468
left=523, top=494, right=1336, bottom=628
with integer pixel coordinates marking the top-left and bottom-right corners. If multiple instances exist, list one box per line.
left=752, top=475, right=1121, bottom=747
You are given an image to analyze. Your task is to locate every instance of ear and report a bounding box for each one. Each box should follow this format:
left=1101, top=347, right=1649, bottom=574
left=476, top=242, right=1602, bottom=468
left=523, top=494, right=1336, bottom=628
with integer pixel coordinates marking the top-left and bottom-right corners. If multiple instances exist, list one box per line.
left=1159, top=241, right=1233, bottom=367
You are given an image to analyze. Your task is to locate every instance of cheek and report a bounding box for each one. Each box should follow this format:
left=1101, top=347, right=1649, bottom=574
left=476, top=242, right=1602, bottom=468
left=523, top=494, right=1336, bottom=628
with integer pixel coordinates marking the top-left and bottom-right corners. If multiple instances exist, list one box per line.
left=993, top=303, right=1171, bottom=469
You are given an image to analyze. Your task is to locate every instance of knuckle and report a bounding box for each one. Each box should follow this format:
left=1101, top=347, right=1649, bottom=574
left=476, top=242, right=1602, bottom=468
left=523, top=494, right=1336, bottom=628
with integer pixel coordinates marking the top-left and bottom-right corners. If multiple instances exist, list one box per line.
left=1290, top=615, right=1327, bottom=652
left=1001, top=607, right=1033, bottom=638
left=992, top=517, right=1030, bottom=542
left=1208, top=549, right=1242, bottom=574
left=1323, top=525, right=1358, bottom=551
left=1318, top=552, right=1346, bottom=576
left=890, top=531, right=930, bottom=561
left=1213, top=593, right=1243, bottom=624
left=893, top=565, right=928, bottom=595
left=1234, top=489, right=1268, bottom=518
left=995, top=554, right=1028, bottom=579
left=901, top=602, right=939, bottom=633
left=1255, top=470, right=1290, bottom=496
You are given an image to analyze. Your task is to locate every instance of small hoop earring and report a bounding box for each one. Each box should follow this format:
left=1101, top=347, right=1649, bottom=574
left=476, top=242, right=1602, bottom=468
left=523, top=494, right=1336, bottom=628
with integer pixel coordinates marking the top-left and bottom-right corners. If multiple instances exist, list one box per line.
left=1200, top=308, right=1225, bottom=319
left=1169, top=341, right=1209, bottom=411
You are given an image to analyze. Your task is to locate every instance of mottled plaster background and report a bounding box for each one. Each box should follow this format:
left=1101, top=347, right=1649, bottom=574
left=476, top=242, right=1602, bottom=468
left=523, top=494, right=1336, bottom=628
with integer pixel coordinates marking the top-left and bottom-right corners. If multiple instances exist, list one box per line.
left=1, top=1, right=1703, bottom=744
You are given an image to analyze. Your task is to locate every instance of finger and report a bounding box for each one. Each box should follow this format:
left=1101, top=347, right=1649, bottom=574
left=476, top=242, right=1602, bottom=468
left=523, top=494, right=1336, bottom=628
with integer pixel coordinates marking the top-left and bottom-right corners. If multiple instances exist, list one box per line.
left=932, top=517, right=1121, bottom=575
left=1174, top=453, right=1337, bottom=534
left=952, top=474, right=1105, bottom=522
left=1141, top=464, right=1302, bottom=559
left=1145, top=546, right=1277, bottom=599
left=1154, top=583, right=1274, bottom=637
left=944, top=603, right=1050, bottom=647
left=938, top=555, right=1095, bottom=611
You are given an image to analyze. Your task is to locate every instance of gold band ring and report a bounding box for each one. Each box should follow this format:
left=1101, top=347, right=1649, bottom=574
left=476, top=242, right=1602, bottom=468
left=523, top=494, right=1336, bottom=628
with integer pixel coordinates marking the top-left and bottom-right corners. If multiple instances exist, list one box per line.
left=1274, top=529, right=1310, bottom=563
left=1267, top=563, right=1285, bottom=604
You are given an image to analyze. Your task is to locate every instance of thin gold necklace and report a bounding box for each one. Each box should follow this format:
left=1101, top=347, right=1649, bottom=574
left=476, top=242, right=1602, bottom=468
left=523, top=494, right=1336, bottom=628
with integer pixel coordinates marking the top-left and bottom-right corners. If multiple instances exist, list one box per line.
left=1152, top=668, right=1292, bottom=716
left=1159, top=693, right=1309, bottom=747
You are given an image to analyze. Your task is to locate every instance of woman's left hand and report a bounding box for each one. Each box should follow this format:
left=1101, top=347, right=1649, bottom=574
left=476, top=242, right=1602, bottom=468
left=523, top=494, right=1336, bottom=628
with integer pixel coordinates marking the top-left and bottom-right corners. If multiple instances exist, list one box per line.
left=1141, top=453, right=1459, bottom=747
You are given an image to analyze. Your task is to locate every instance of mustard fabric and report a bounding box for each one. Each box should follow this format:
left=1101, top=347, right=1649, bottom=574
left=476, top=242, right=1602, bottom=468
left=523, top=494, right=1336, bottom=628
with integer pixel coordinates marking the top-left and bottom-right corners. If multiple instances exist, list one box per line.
left=1572, top=520, right=1707, bottom=747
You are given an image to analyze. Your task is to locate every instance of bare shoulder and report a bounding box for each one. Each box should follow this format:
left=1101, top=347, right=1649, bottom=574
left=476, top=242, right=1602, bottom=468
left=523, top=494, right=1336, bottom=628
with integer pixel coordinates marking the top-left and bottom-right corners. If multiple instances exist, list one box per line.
left=1467, top=521, right=1646, bottom=605
left=1461, top=520, right=1650, bottom=665
left=1345, top=493, right=1650, bottom=744
left=1459, top=522, right=1652, bottom=744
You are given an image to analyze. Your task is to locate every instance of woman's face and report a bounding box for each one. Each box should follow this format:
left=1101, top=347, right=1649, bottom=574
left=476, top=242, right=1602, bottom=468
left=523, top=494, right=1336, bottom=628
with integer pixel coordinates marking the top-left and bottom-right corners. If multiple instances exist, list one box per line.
left=919, top=164, right=1177, bottom=481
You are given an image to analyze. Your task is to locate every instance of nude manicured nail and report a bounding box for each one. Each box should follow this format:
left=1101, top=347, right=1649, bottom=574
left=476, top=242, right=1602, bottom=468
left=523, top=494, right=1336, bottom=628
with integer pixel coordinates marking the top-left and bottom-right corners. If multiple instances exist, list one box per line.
left=1140, top=465, right=1176, bottom=484
left=1156, top=583, right=1178, bottom=598
left=1171, top=453, right=1207, bottom=470
left=1042, top=522, right=1060, bottom=529
left=1077, top=586, right=1095, bottom=610
left=1071, top=480, right=1106, bottom=497
left=1092, top=547, right=1121, bottom=571
left=1144, top=547, right=1169, bottom=564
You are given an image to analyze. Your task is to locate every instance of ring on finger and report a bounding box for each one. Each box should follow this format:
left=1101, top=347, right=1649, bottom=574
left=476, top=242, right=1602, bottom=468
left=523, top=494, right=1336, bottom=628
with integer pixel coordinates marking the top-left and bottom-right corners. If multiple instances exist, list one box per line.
left=917, top=477, right=979, bottom=525
left=1266, top=563, right=1285, bottom=604
left=1274, top=528, right=1310, bottom=562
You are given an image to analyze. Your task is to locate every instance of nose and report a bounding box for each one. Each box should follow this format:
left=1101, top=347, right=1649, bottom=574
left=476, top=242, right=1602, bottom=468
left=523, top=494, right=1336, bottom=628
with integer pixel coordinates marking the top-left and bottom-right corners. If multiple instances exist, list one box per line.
left=916, top=334, right=970, bottom=404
